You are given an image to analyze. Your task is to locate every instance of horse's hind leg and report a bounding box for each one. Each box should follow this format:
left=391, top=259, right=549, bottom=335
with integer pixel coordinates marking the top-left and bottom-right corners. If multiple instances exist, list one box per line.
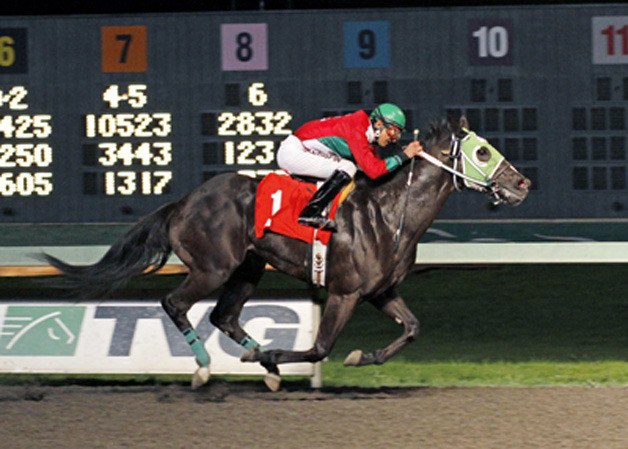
left=344, top=287, right=419, bottom=366
left=209, top=253, right=282, bottom=390
left=161, top=271, right=228, bottom=389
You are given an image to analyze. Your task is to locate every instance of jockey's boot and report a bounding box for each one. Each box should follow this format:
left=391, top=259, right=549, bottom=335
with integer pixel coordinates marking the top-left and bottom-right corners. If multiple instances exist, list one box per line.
left=298, top=170, right=352, bottom=232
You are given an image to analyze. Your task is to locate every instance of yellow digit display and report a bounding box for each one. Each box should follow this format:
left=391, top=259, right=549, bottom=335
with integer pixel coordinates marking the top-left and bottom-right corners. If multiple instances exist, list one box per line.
left=0, top=36, right=16, bottom=67
left=97, top=142, right=172, bottom=167
left=203, top=82, right=292, bottom=179
left=102, top=84, right=148, bottom=109
left=84, top=112, right=172, bottom=138
left=216, top=111, right=292, bottom=137
left=0, top=86, right=28, bottom=110
left=0, top=172, right=53, bottom=196
left=0, top=114, right=53, bottom=139
left=0, top=143, right=53, bottom=168
left=103, top=170, right=172, bottom=195
left=0, top=86, right=54, bottom=197
left=83, top=84, right=174, bottom=196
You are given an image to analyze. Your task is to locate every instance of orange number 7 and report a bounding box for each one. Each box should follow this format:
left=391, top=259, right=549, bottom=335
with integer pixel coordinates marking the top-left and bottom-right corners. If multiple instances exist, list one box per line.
left=101, top=25, right=147, bottom=73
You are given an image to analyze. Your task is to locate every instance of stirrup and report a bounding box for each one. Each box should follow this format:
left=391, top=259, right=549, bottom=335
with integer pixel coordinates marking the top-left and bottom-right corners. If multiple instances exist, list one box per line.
left=297, top=216, right=337, bottom=231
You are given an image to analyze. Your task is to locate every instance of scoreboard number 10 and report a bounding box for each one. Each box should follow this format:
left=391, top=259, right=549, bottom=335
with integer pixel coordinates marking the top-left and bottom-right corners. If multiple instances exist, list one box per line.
left=468, top=19, right=513, bottom=66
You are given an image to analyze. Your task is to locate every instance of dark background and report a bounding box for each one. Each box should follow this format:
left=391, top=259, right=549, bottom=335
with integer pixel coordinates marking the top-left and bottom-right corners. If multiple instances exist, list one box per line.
left=0, top=0, right=619, bottom=16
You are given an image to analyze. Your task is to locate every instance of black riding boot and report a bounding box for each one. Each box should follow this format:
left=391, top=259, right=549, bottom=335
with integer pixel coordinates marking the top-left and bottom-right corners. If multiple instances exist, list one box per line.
left=298, top=170, right=352, bottom=231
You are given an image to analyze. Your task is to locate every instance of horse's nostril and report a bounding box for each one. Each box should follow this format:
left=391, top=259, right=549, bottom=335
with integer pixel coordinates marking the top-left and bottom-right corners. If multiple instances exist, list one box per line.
left=518, top=179, right=530, bottom=189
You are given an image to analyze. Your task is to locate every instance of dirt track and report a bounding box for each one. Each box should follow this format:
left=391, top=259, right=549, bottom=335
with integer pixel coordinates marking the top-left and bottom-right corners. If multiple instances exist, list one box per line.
left=1, top=383, right=627, bottom=449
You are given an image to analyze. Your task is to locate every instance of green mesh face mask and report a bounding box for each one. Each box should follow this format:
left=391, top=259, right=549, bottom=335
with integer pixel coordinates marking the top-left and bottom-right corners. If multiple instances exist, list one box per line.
left=455, top=129, right=505, bottom=189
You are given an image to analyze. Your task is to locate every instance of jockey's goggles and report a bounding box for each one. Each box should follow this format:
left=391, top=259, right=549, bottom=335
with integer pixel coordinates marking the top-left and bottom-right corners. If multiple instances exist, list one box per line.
left=385, top=125, right=402, bottom=141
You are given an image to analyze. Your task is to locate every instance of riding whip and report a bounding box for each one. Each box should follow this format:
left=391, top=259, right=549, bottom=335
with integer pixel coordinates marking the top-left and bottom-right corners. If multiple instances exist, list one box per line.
left=394, top=128, right=420, bottom=251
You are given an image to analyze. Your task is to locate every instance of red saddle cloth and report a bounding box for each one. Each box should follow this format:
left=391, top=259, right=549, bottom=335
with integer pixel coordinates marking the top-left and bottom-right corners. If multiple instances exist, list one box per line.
left=255, top=173, right=341, bottom=245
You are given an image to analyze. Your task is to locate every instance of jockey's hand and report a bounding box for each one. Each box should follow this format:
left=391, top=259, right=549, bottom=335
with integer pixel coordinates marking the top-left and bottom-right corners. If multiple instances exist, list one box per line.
left=403, top=141, right=424, bottom=159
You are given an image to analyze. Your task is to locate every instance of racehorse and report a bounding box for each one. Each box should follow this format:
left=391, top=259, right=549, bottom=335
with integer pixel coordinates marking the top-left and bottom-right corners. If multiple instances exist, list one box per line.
left=44, top=116, right=530, bottom=391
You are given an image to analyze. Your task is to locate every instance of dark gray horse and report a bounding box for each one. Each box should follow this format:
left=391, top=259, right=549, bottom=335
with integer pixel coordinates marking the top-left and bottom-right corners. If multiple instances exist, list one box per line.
left=44, top=116, right=530, bottom=390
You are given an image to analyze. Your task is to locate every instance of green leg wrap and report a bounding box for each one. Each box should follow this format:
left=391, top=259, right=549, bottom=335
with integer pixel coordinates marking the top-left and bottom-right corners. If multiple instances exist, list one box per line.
left=183, top=328, right=210, bottom=367
left=240, top=335, right=261, bottom=351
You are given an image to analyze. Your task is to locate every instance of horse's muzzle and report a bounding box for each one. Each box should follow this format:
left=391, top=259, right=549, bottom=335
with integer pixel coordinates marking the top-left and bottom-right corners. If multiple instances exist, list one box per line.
left=499, top=175, right=531, bottom=206
left=490, top=162, right=531, bottom=206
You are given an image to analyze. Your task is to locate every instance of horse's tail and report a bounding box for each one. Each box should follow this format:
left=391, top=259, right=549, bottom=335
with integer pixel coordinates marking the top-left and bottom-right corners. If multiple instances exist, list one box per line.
left=42, top=202, right=177, bottom=296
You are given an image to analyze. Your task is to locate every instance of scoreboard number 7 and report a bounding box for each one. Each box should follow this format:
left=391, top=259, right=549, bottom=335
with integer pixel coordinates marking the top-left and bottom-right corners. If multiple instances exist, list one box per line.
left=101, top=25, right=148, bottom=73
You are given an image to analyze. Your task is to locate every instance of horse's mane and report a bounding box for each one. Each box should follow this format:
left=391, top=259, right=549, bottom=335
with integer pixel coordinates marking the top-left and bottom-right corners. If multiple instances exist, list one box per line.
left=423, top=118, right=452, bottom=147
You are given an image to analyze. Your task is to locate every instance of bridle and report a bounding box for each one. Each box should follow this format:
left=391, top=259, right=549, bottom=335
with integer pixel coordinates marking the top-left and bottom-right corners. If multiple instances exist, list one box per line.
left=395, top=126, right=510, bottom=248
left=419, top=129, right=507, bottom=205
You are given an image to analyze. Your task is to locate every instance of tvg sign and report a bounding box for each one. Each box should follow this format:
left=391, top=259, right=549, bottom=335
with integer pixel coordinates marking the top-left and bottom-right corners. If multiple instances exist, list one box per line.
left=0, top=303, right=302, bottom=358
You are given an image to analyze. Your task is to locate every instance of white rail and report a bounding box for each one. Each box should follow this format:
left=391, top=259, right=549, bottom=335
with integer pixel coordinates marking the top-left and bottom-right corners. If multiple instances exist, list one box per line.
left=2, top=242, right=628, bottom=273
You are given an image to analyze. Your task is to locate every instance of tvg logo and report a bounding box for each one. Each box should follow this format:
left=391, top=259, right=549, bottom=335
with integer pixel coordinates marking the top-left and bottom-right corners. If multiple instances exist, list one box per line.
left=0, top=306, right=85, bottom=356
left=96, top=304, right=301, bottom=358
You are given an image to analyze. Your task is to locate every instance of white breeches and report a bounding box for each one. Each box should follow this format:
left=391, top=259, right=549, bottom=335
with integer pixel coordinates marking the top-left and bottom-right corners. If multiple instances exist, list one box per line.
left=276, top=135, right=357, bottom=179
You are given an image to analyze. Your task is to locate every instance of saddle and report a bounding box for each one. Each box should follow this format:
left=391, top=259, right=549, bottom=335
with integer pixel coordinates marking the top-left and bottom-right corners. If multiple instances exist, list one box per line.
left=254, top=173, right=354, bottom=286
left=254, top=173, right=353, bottom=245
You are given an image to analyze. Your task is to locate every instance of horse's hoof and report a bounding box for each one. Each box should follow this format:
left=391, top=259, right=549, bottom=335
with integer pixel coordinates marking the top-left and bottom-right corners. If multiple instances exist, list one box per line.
left=343, top=349, right=363, bottom=366
left=264, top=372, right=281, bottom=392
left=191, top=366, right=211, bottom=389
left=240, top=347, right=259, bottom=363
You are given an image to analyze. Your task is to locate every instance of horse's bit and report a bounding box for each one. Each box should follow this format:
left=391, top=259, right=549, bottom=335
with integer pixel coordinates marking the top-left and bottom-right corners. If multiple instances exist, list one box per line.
left=419, top=131, right=506, bottom=205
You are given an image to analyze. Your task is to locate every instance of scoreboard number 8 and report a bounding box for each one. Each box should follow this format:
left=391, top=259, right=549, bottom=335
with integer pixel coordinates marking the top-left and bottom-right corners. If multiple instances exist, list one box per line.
left=221, top=23, right=268, bottom=71
left=236, top=32, right=253, bottom=62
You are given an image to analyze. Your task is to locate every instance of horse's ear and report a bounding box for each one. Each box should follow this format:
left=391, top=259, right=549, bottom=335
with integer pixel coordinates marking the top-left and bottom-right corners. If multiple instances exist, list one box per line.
left=447, top=115, right=459, bottom=132
left=459, top=115, right=470, bottom=130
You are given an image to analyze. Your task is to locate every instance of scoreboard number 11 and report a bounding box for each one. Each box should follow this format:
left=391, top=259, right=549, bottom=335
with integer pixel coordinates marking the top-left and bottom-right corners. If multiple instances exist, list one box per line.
left=592, top=16, right=628, bottom=64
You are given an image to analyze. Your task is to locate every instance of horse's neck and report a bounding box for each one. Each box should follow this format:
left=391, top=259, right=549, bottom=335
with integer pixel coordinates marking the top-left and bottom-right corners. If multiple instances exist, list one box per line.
left=350, top=142, right=454, bottom=239
left=399, top=148, right=454, bottom=245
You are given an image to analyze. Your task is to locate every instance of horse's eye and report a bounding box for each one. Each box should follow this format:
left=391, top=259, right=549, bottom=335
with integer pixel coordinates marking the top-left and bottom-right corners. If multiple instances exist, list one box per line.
left=475, top=147, right=491, bottom=163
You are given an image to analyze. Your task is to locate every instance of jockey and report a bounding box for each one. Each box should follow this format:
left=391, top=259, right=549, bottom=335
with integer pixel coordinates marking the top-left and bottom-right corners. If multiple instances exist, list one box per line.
left=276, top=103, right=424, bottom=231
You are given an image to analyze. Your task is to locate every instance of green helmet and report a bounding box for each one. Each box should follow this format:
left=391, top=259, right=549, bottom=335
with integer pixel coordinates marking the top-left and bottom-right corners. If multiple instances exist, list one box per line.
left=370, top=103, right=406, bottom=130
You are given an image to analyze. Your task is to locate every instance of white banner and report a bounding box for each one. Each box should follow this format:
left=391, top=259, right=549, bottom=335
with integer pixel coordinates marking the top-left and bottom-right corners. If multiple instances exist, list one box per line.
left=0, top=299, right=317, bottom=376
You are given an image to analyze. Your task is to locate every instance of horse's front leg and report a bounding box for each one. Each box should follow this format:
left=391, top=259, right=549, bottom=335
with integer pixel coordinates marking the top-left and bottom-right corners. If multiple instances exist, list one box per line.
left=344, top=287, right=419, bottom=366
left=241, top=292, right=360, bottom=370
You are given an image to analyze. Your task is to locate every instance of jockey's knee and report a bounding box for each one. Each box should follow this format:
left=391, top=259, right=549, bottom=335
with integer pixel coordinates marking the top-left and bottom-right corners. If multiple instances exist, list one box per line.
left=337, top=160, right=357, bottom=178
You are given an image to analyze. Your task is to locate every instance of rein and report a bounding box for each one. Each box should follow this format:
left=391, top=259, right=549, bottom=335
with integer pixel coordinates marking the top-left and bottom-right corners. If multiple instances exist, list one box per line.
left=394, top=129, right=419, bottom=251
left=420, top=133, right=491, bottom=190
left=393, top=125, right=506, bottom=247
left=419, top=131, right=505, bottom=204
